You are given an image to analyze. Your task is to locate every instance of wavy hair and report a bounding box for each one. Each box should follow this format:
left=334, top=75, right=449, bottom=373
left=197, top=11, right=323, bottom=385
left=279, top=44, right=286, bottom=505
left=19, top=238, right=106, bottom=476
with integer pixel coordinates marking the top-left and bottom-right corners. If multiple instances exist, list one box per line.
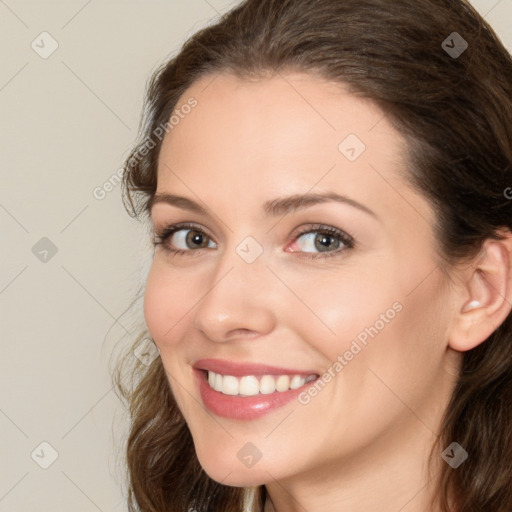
left=112, top=0, right=512, bottom=510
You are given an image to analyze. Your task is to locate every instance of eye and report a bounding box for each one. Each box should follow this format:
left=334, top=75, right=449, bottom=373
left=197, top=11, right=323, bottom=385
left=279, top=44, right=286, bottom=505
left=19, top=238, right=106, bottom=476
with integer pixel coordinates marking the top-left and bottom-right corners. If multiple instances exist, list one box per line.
left=152, top=222, right=355, bottom=260
left=287, top=224, right=354, bottom=259
left=153, top=223, right=216, bottom=256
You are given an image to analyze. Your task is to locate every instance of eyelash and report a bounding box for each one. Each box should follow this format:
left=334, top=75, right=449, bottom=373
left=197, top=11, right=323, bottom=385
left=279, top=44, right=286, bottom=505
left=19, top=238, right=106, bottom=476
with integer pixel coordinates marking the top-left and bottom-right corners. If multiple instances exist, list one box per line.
left=152, top=222, right=355, bottom=260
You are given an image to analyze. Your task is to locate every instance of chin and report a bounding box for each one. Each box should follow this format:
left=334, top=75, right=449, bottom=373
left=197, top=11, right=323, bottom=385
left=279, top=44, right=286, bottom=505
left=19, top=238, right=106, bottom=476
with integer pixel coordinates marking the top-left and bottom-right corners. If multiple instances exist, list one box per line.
left=199, top=459, right=269, bottom=487
left=192, top=441, right=274, bottom=487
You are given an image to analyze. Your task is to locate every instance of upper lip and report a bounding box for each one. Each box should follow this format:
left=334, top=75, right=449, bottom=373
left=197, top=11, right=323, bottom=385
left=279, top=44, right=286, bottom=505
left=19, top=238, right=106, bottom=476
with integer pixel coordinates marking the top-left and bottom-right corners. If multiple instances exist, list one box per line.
left=193, top=358, right=319, bottom=377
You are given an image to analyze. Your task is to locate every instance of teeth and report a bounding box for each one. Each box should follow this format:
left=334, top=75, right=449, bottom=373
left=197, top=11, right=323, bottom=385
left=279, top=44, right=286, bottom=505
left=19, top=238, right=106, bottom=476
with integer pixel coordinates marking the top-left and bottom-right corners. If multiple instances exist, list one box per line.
left=259, top=375, right=276, bottom=394
left=275, top=375, right=290, bottom=392
left=214, top=373, right=223, bottom=392
left=239, top=375, right=260, bottom=396
left=290, top=375, right=305, bottom=389
left=206, top=371, right=316, bottom=396
left=222, top=375, right=239, bottom=395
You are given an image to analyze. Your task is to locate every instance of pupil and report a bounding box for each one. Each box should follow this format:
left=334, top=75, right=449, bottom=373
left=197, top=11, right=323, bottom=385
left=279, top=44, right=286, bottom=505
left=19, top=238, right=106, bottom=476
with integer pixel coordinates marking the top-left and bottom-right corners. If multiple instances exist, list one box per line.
left=188, top=230, right=206, bottom=247
left=316, top=234, right=338, bottom=252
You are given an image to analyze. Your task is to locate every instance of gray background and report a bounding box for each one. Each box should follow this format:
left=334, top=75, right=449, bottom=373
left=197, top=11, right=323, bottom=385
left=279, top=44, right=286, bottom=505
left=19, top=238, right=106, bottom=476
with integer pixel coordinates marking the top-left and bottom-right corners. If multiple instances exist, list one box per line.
left=1, top=1, right=510, bottom=511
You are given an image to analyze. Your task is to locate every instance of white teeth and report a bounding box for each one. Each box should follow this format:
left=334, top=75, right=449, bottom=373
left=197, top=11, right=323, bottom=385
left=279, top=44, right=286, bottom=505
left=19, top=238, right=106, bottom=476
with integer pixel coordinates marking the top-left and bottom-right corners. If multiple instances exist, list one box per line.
left=214, top=373, right=223, bottom=392
left=275, top=375, right=290, bottom=392
left=259, top=375, right=276, bottom=394
left=290, top=375, right=306, bottom=389
left=239, top=375, right=260, bottom=396
left=206, top=371, right=316, bottom=396
left=222, top=375, right=239, bottom=395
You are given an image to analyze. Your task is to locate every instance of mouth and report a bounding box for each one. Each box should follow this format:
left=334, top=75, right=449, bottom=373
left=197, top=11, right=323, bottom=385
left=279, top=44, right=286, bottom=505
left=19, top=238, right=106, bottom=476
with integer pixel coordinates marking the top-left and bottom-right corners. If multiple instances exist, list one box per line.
left=202, top=369, right=317, bottom=396
left=192, top=358, right=320, bottom=420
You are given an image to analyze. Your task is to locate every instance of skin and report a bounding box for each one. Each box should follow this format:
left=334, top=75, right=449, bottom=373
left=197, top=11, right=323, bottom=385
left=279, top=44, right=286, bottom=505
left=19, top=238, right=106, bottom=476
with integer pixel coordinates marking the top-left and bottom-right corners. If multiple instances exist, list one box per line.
left=144, top=71, right=512, bottom=512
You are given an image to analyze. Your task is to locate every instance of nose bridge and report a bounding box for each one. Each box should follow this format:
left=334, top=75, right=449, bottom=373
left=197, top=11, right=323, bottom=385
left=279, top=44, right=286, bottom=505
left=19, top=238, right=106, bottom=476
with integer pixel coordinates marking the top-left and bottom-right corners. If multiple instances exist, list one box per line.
left=192, top=238, right=276, bottom=341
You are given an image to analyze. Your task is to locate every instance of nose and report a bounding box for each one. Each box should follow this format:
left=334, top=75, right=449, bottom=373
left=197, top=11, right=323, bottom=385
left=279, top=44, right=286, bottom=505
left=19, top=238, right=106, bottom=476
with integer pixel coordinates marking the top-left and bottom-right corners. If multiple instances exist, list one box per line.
left=192, top=249, right=277, bottom=343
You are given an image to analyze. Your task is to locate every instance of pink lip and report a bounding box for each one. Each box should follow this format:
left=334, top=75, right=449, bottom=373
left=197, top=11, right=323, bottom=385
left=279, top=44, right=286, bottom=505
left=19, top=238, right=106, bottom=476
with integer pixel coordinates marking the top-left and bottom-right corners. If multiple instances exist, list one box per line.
left=193, top=358, right=318, bottom=377
left=192, top=359, right=319, bottom=421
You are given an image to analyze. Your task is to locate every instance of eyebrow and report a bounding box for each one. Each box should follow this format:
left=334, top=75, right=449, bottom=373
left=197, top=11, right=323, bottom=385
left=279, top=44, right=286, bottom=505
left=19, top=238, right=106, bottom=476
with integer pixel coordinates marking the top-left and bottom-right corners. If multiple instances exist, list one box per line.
left=148, top=191, right=377, bottom=219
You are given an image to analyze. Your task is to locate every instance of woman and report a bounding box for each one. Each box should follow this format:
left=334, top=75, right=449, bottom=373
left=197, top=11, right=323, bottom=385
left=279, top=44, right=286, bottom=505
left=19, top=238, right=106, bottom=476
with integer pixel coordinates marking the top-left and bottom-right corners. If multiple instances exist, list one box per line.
left=112, top=0, right=512, bottom=510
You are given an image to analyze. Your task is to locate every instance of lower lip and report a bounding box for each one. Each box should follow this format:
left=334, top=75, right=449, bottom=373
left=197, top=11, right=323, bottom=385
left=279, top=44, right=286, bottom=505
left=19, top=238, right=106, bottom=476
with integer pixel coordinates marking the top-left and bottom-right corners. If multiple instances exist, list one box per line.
left=194, top=368, right=316, bottom=420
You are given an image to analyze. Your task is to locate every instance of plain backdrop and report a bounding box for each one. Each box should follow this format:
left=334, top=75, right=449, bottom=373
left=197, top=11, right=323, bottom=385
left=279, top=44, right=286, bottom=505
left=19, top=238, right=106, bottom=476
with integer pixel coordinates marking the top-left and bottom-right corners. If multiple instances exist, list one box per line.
left=1, top=1, right=511, bottom=511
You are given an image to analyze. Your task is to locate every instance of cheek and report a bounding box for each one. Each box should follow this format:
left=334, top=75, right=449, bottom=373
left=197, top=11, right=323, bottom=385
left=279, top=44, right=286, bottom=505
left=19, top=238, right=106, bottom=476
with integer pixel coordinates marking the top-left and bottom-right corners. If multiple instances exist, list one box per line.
left=143, top=263, right=194, bottom=411
left=291, top=269, right=396, bottom=359
left=295, top=257, right=447, bottom=384
left=143, top=262, right=183, bottom=347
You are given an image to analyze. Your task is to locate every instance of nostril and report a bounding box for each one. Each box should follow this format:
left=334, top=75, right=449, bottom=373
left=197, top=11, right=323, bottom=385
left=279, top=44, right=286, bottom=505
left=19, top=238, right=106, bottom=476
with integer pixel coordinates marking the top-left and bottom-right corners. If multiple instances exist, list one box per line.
left=227, top=328, right=257, bottom=338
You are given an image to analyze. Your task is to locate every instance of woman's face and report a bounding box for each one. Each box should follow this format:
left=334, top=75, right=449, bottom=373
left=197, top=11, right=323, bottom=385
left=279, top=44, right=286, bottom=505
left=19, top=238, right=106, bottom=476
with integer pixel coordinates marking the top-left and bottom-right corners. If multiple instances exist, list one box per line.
left=144, top=71, right=461, bottom=487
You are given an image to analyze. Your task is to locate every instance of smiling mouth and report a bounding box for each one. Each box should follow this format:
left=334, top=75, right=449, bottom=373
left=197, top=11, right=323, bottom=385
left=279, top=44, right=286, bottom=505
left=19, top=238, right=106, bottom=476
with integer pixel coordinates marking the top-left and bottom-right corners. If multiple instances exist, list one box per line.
left=202, top=369, right=318, bottom=396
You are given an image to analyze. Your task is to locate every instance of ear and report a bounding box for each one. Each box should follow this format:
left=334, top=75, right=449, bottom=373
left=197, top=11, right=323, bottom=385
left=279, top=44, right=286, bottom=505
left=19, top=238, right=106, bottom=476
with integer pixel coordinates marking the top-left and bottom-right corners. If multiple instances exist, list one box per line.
left=448, top=228, right=512, bottom=352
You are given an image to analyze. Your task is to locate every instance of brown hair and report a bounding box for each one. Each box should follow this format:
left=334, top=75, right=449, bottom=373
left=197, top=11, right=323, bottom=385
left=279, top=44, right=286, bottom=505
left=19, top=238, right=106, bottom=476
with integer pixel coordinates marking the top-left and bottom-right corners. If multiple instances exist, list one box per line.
left=112, top=0, right=512, bottom=510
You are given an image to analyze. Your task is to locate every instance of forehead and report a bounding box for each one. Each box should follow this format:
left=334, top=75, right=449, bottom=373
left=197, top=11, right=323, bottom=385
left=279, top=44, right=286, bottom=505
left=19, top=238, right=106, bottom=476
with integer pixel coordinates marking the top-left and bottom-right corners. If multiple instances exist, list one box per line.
left=155, top=71, right=432, bottom=227
left=161, top=71, right=397, bottom=162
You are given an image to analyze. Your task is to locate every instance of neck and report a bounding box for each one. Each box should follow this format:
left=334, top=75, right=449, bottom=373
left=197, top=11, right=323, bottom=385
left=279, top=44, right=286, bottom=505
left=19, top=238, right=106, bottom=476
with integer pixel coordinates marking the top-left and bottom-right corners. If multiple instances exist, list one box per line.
left=263, top=423, right=444, bottom=512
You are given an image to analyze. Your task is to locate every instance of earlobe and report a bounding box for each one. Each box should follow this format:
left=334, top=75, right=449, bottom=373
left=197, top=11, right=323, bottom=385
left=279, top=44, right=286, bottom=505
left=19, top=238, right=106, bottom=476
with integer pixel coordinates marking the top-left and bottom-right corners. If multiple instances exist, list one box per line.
left=448, top=232, right=512, bottom=353
left=461, top=299, right=481, bottom=313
